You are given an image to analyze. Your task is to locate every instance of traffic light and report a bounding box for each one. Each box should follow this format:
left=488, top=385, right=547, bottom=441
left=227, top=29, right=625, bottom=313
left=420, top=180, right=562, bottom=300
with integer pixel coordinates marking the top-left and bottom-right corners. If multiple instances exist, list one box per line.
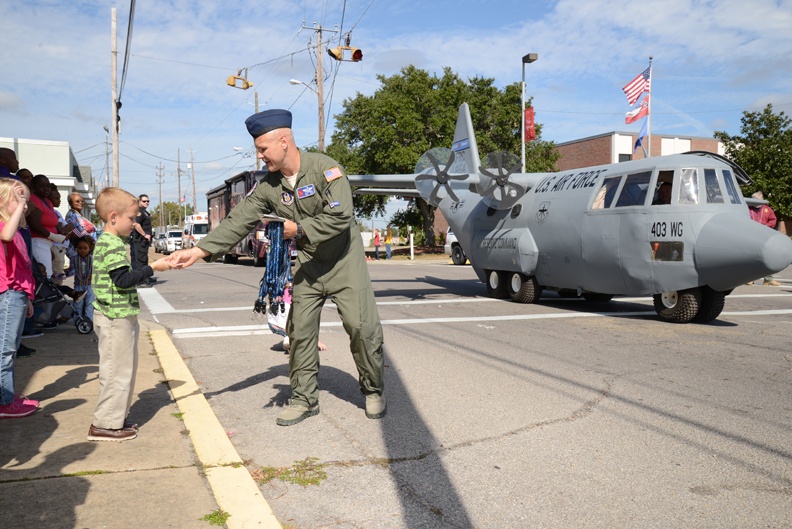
left=327, top=46, right=363, bottom=62
left=226, top=74, right=253, bottom=90
left=328, top=47, right=343, bottom=61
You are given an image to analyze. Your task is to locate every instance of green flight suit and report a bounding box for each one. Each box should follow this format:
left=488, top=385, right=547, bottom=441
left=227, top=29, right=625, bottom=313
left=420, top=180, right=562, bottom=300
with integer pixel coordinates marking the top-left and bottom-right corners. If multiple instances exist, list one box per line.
left=197, top=150, right=384, bottom=407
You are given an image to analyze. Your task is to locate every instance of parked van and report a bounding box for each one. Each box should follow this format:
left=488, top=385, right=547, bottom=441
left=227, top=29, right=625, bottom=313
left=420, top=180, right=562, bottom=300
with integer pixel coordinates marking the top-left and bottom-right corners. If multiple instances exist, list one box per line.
left=182, top=213, right=209, bottom=249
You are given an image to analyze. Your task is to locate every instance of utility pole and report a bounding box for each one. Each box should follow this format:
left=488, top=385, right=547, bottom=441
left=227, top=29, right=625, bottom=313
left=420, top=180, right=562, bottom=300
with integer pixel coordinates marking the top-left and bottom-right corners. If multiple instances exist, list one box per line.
left=300, top=23, right=337, bottom=151
left=177, top=148, right=182, bottom=226
left=190, top=146, right=197, bottom=214
left=315, top=26, right=325, bottom=152
left=156, top=163, right=164, bottom=229
left=111, top=7, right=120, bottom=186
left=255, top=91, right=260, bottom=170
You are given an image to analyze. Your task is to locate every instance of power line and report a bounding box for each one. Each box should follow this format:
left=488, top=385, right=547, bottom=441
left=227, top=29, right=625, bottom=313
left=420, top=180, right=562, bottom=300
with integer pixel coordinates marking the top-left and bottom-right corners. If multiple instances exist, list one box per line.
left=118, top=0, right=136, bottom=100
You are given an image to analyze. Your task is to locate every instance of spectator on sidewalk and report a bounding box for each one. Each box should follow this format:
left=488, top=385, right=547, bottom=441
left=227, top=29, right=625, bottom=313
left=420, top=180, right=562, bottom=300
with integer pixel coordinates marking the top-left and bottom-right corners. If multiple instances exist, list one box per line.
left=71, top=236, right=95, bottom=324
left=48, top=184, right=71, bottom=283
left=373, top=228, right=381, bottom=260
left=384, top=225, right=393, bottom=259
left=0, top=178, right=39, bottom=418
left=65, top=192, right=97, bottom=241
left=130, top=194, right=154, bottom=287
left=749, top=191, right=781, bottom=286
left=87, top=187, right=173, bottom=442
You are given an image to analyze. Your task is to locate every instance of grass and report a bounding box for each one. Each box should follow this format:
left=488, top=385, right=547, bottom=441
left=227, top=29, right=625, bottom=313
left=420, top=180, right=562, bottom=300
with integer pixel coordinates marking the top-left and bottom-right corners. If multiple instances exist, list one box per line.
left=171, top=412, right=184, bottom=421
left=201, top=509, right=230, bottom=526
left=252, top=457, right=327, bottom=487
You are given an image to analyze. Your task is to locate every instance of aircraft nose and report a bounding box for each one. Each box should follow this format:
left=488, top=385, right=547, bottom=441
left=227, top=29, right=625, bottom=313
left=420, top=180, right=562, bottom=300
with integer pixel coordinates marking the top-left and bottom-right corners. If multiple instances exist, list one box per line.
left=694, top=213, right=792, bottom=291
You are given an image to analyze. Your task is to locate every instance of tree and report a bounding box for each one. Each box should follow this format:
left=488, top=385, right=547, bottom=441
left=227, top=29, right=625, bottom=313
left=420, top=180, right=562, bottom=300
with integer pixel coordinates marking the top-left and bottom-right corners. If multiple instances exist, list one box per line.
left=714, top=104, right=792, bottom=218
left=151, top=201, right=194, bottom=229
left=328, top=66, right=559, bottom=245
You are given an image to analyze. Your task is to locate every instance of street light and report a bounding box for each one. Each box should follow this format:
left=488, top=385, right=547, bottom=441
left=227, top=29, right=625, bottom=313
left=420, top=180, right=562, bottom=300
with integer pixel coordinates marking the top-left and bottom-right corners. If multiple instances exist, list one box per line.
left=290, top=78, right=325, bottom=152
left=521, top=52, right=538, bottom=173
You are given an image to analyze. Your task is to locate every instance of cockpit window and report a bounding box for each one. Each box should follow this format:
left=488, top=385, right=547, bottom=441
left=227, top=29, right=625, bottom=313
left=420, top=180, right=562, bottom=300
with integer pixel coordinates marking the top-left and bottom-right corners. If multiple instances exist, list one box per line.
left=614, top=171, right=652, bottom=207
left=722, top=169, right=742, bottom=205
left=591, top=176, right=622, bottom=209
left=679, top=168, right=699, bottom=205
left=704, top=168, right=724, bottom=203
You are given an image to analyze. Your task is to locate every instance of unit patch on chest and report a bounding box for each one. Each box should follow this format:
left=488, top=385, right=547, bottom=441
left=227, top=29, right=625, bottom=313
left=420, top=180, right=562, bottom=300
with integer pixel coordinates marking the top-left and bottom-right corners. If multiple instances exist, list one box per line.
left=281, top=192, right=294, bottom=205
left=296, top=184, right=315, bottom=199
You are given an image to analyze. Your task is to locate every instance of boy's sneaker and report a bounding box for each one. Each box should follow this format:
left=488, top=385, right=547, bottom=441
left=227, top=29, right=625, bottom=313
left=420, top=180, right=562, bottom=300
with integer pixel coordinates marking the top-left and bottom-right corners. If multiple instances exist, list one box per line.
left=276, top=401, right=319, bottom=426
left=0, top=400, right=38, bottom=419
left=17, top=344, right=36, bottom=357
left=87, top=424, right=137, bottom=442
left=15, top=394, right=40, bottom=407
left=21, top=330, right=43, bottom=339
left=365, top=394, right=387, bottom=419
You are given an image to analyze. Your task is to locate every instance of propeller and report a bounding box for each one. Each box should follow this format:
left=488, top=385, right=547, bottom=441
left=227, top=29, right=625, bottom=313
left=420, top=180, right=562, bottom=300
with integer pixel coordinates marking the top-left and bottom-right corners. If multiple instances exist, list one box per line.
left=475, top=151, right=525, bottom=210
left=414, top=148, right=469, bottom=207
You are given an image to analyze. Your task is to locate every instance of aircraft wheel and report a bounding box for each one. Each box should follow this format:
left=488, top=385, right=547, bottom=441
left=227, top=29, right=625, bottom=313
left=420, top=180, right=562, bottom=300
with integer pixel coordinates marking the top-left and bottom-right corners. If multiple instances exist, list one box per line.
left=692, top=287, right=726, bottom=323
left=583, top=293, right=614, bottom=303
left=451, top=245, right=466, bottom=266
left=485, top=270, right=508, bottom=299
left=222, top=254, right=238, bottom=264
left=507, top=273, right=540, bottom=303
left=653, top=288, right=702, bottom=323
left=253, top=253, right=266, bottom=267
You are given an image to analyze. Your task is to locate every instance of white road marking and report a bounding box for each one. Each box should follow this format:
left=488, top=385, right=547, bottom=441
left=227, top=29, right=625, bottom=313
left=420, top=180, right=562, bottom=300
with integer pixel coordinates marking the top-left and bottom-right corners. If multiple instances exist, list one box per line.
left=137, top=287, right=176, bottom=313
left=144, top=288, right=792, bottom=339
left=172, top=308, right=789, bottom=338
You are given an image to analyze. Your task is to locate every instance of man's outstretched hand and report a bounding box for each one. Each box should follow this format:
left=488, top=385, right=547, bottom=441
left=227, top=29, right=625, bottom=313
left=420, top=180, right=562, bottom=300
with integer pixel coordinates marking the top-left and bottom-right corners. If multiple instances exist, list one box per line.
left=165, top=247, right=210, bottom=269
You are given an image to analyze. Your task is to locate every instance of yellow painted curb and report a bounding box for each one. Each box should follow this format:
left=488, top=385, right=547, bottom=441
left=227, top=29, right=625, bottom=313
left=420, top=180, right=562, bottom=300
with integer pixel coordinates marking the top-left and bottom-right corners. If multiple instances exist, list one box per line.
left=150, top=329, right=282, bottom=529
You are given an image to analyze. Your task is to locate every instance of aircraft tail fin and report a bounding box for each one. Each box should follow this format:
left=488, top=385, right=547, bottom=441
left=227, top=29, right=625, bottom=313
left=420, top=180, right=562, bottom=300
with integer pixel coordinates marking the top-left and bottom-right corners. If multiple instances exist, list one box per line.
left=449, top=103, right=481, bottom=175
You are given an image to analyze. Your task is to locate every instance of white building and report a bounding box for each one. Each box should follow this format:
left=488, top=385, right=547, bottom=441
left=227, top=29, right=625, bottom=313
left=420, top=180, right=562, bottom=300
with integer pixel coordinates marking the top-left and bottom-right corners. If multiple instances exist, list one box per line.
left=0, top=137, right=95, bottom=216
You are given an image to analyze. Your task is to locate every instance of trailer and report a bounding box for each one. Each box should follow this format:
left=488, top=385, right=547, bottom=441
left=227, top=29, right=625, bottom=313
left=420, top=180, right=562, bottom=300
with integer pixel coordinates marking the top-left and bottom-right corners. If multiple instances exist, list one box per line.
left=206, top=170, right=269, bottom=266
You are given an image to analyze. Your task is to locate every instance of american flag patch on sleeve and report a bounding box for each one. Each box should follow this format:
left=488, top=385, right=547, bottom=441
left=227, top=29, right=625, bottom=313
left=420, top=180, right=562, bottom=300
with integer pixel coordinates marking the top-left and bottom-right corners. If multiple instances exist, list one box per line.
left=324, top=166, right=343, bottom=182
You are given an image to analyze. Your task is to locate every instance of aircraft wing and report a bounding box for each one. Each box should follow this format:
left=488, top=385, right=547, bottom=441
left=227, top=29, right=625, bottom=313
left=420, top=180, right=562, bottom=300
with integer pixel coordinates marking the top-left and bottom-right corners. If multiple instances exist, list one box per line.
left=348, top=174, right=418, bottom=189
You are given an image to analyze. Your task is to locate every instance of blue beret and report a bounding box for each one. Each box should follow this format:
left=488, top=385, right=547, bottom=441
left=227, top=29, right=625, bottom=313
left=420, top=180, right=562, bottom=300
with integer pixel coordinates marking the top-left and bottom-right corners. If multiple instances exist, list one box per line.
left=245, top=109, right=292, bottom=138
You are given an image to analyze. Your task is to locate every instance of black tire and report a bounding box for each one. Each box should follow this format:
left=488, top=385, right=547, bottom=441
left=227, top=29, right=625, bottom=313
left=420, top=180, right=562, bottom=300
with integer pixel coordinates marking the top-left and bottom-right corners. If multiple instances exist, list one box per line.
left=653, top=288, right=702, bottom=323
left=253, top=253, right=266, bottom=267
left=692, top=287, right=726, bottom=323
left=451, top=245, right=466, bottom=265
left=557, top=289, right=579, bottom=298
left=222, top=254, right=238, bottom=264
left=507, top=272, right=541, bottom=303
left=583, top=293, right=614, bottom=303
left=76, top=318, right=93, bottom=334
left=485, top=270, right=508, bottom=299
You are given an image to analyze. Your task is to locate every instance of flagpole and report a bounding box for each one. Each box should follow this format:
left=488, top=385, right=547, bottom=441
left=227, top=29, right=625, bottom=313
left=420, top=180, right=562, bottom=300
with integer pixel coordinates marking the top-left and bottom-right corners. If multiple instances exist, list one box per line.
left=647, top=56, right=653, bottom=157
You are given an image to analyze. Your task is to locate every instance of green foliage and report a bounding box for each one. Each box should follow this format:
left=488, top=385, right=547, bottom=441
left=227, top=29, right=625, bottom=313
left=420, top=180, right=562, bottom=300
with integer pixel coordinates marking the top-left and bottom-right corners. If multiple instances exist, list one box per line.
left=253, top=457, right=327, bottom=487
left=200, top=509, right=230, bottom=526
left=328, top=65, right=559, bottom=244
left=715, top=104, right=792, bottom=218
left=151, top=201, right=194, bottom=229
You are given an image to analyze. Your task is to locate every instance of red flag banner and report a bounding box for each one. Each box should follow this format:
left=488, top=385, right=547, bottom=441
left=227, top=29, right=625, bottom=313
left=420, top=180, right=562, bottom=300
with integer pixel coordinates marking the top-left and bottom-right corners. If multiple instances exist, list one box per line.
left=524, top=107, right=536, bottom=142
left=625, top=95, right=649, bottom=124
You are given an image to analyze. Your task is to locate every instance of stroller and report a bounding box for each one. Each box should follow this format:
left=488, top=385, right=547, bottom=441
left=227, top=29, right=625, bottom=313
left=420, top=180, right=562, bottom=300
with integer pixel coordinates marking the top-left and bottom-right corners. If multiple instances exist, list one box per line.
left=31, top=257, right=94, bottom=335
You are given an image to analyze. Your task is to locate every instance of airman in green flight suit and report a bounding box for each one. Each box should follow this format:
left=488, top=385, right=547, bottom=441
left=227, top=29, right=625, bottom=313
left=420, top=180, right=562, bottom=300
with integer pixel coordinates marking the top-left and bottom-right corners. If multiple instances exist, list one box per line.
left=166, top=109, right=385, bottom=426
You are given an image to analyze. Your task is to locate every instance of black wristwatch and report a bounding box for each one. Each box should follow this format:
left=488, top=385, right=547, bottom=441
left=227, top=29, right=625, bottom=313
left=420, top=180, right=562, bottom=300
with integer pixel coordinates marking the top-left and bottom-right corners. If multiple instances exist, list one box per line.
left=295, top=223, right=304, bottom=240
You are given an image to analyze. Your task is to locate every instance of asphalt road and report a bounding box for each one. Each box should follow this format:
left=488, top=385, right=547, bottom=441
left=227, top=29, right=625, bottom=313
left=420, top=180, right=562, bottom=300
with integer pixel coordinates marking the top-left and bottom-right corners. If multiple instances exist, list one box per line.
left=141, top=256, right=792, bottom=529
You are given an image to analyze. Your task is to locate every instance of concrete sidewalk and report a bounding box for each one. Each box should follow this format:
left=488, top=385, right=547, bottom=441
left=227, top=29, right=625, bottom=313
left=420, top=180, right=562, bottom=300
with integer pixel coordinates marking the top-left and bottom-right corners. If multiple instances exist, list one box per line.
left=0, top=317, right=279, bottom=529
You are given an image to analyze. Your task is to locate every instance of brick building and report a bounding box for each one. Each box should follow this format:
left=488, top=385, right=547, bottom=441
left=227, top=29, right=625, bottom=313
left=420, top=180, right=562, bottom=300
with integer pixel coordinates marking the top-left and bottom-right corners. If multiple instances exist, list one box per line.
left=555, top=132, right=723, bottom=172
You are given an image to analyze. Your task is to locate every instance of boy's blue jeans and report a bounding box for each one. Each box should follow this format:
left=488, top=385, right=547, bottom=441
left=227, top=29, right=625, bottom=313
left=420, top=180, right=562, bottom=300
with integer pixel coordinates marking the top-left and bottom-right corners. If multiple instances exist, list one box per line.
left=0, top=289, right=28, bottom=405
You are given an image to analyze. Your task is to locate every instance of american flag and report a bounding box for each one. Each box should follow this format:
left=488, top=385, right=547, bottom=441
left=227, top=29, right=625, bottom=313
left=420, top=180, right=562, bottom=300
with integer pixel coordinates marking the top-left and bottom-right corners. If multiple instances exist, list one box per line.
left=622, top=66, right=651, bottom=105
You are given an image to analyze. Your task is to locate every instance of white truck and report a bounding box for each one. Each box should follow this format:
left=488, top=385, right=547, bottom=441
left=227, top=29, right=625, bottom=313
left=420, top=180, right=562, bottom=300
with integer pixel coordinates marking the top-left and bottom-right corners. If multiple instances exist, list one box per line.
left=182, top=213, right=209, bottom=249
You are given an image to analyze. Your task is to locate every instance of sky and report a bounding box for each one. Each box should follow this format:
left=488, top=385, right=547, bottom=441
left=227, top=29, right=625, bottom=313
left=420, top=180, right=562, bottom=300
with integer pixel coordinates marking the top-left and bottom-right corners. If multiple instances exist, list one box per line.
left=2, top=0, right=791, bottom=224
